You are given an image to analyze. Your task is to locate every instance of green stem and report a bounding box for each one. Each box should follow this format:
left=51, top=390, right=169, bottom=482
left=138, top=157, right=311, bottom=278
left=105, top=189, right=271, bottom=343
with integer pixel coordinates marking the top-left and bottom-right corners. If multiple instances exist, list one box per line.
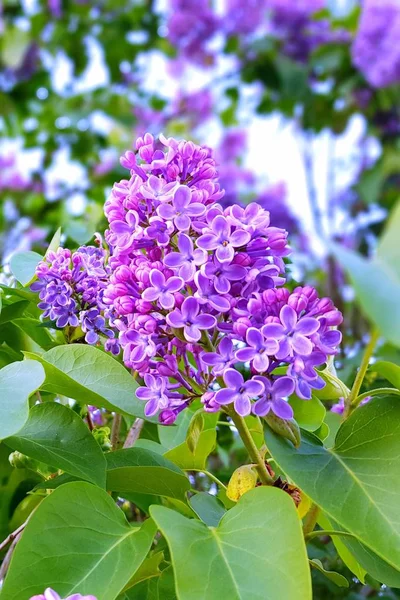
left=185, top=469, right=227, bottom=491
left=303, top=503, right=320, bottom=535
left=305, top=529, right=355, bottom=542
left=225, top=406, right=273, bottom=485
left=111, top=413, right=122, bottom=451
left=353, top=387, right=400, bottom=408
left=343, top=328, right=379, bottom=418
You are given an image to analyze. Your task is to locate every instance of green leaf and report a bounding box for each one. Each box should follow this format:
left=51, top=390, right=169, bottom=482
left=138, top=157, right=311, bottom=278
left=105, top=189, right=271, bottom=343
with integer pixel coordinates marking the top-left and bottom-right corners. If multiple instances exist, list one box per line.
left=0, top=360, right=45, bottom=439
left=151, top=487, right=311, bottom=600
left=163, top=412, right=217, bottom=470
left=13, top=318, right=57, bottom=350
left=332, top=244, right=400, bottom=346
left=5, top=403, right=107, bottom=488
left=377, top=200, right=400, bottom=279
left=158, top=409, right=192, bottom=450
left=10, top=251, right=42, bottom=287
left=1, top=26, right=30, bottom=68
left=45, top=227, right=62, bottom=256
left=106, top=447, right=191, bottom=499
left=189, top=492, right=226, bottom=527
left=1, top=482, right=156, bottom=600
left=289, top=394, right=326, bottom=432
left=0, top=301, right=29, bottom=325
left=186, top=411, right=204, bottom=454
left=267, top=397, right=400, bottom=580
left=371, top=361, right=400, bottom=389
left=309, top=559, right=349, bottom=588
left=25, top=344, right=147, bottom=418
left=318, top=513, right=366, bottom=584
left=122, top=552, right=163, bottom=592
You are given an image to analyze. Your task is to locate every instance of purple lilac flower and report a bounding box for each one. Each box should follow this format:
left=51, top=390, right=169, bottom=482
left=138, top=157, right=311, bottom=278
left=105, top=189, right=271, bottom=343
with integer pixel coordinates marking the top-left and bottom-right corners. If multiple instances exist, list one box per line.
left=29, top=589, right=97, bottom=600
left=142, top=269, right=183, bottom=310
left=262, top=305, right=320, bottom=358
left=252, top=376, right=295, bottom=419
left=157, top=186, right=206, bottom=231
left=352, top=0, right=400, bottom=88
left=167, top=297, right=216, bottom=343
left=136, top=374, right=170, bottom=417
left=197, top=215, right=251, bottom=263
left=235, top=328, right=279, bottom=372
left=202, top=258, right=247, bottom=294
left=194, top=272, right=231, bottom=312
left=201, top=337, right=236, bottom=375
left=164, top=233, right=207, bottom=281
left=287, top=352, right=326, bottom=400
left=215, top=369, right=264, bottom=416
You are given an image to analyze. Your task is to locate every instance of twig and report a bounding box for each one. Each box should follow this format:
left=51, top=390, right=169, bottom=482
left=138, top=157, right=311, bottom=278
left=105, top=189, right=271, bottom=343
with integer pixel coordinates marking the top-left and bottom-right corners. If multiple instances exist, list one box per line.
left=0, top=532, right=21, bottom=582
left=184, top=468, right=227, bottom=491
left=0, top=521, right=27, bottom=554
left=123, top=418, right=144, bottom=448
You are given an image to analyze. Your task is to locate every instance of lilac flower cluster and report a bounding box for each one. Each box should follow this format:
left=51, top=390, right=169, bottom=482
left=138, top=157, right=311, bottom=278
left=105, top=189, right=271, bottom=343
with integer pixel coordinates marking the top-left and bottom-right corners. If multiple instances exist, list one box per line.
left=103, top=133, right=342, bottom=423
left=31, top=245, right=118, bottom=351
left=30, top=589, right=96, bottom=600
left=167, top=0, right=220, bottom=66
left=266, top=0, right=350, bottom=62
left=352, top=0, right=400, bottom=88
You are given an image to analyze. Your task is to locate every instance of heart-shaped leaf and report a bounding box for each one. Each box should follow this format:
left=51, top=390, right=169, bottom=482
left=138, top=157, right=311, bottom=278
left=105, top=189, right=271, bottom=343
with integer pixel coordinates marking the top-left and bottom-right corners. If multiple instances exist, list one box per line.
left=267, top=397, right=400, bottom=580
left=1, top=482, right=156, bottom=600
left=151, top=486, right=311, bottom=600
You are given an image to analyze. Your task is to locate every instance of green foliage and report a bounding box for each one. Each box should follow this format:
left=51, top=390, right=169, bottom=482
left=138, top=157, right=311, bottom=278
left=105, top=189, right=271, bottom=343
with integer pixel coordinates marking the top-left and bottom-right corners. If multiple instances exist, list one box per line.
left=1, top=482, right=156, bottom=600
left=5, top=402, right=107, bottom=487
left=151, top=487, right=311, bottom=600
left=106, top=448, right=191, bottom=500
left=267, top=397, right=400, bottom=585
left=25, top=344, right=145, bottom=418
left=0, top=360, right=45, bottom=439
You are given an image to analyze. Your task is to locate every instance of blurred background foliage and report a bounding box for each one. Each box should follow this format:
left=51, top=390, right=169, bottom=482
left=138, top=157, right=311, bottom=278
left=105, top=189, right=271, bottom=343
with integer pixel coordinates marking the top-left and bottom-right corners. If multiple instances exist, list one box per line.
left=1, top=0, right=400, bottom=596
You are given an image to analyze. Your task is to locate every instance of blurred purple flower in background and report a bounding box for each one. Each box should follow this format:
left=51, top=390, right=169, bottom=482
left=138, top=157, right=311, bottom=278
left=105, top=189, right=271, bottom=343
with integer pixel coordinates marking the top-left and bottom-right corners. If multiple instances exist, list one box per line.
left=352, top=0, right=400, bottom=88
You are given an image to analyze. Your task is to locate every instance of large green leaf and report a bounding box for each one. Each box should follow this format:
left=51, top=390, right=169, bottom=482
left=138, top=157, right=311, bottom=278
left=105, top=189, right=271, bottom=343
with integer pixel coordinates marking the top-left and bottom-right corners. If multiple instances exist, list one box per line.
left=1, top=482, right=156, bottom=600
left=0, top=301, right=29, bottom=325
left=5, top=403, right=107, bottom=488
left=267, top=397, right=400, bottom=579
left=106, top=448, right=190, bottom=499
left=151, top=487, right=311, bottom=600
left=25, top=344, right=147, bottom=418
left=10, top=251, right=42, bottom=286
left=0, top=360, right=45, bottom=439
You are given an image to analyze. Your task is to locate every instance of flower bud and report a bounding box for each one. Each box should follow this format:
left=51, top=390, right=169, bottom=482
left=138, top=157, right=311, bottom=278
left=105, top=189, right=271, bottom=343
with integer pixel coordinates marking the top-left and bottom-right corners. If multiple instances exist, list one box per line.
left=264, top=414, right=301, bottom=448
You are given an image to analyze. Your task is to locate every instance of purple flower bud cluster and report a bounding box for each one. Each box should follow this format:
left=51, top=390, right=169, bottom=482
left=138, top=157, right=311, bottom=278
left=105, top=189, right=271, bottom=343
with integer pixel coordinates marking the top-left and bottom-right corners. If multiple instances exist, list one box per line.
left=31, top=245, right=118, bottom=349
left=352, top=0, right=400, bottom=88
left=30, top=589, right=96, bottom=600
left=103, top=133, right=342, bottom=423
